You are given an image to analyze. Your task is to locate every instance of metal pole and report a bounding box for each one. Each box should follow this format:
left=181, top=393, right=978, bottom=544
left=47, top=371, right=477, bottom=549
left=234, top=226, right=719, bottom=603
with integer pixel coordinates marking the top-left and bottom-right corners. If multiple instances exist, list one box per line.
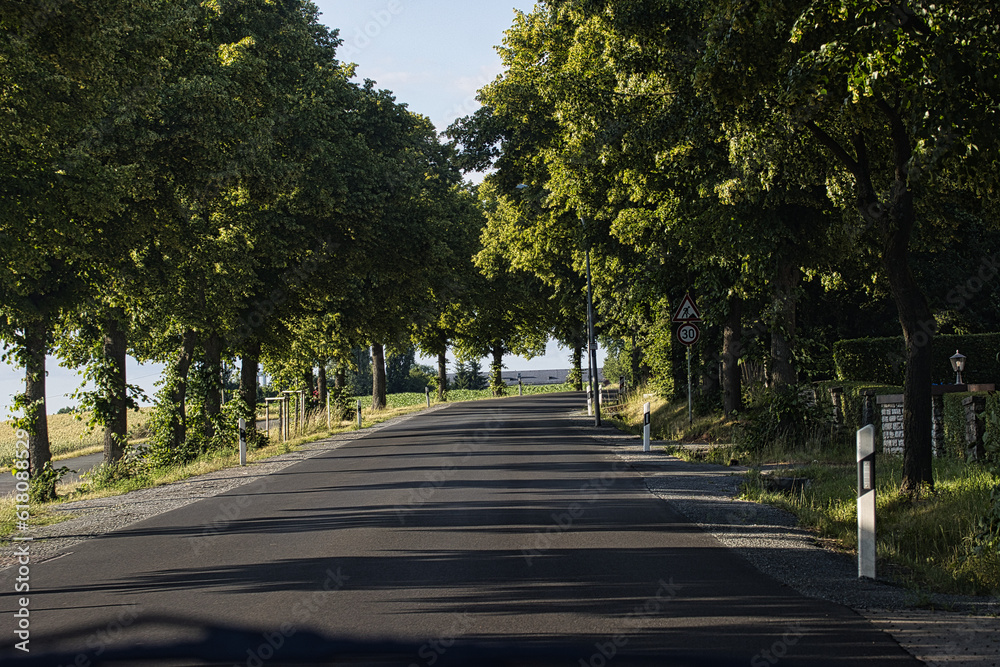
left=584, top=237, right=601, bottom=427
left=687, top=346, right=693, bottom=427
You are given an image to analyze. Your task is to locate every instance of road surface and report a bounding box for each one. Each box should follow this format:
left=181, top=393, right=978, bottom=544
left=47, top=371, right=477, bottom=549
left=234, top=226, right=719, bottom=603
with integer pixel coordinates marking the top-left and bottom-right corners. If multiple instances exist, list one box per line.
left=0, top=394, right=916, bottom=665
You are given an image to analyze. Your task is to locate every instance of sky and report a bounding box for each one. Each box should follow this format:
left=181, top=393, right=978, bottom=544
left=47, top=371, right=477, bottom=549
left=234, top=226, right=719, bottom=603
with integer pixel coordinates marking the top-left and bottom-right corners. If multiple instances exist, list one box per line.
left=0, top=0, right=605, bottom=416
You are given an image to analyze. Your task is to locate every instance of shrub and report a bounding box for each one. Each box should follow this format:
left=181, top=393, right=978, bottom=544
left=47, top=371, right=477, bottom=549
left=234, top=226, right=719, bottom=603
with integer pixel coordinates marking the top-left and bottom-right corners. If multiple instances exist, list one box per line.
left=735, top=384, right=833, bottom=453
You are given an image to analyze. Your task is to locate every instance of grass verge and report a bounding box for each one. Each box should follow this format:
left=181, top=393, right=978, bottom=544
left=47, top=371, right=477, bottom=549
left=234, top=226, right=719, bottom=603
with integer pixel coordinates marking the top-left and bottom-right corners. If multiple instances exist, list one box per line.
left=609, top=387, right=1000, bottom=597
left=740, top=458, right=1000, bottom=596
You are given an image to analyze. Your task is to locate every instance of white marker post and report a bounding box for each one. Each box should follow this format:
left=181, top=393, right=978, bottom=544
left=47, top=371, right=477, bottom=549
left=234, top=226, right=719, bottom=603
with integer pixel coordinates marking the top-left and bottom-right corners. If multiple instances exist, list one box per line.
left=356, top=399, right=363, bottom=429
left=857, top=425, right=876, bottom=579
left=643, top=402, right=651, bottom=453
left=587, top=385, right=593, bottom=416
left=426, top=386, right=431, bottom=408
left=327, top=391, right=331, bottom=430
left=238, top=418, right=247, bottom=466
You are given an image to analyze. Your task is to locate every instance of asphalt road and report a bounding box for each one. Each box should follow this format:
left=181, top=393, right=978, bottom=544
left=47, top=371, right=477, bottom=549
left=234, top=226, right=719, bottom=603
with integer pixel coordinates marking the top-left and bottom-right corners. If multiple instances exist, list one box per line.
left=0, top=394, right=917, bottom=666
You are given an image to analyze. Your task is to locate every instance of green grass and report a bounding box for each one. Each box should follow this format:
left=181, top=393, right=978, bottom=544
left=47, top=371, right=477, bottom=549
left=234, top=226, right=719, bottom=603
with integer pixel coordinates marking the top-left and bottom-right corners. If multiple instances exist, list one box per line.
left=608, top=390, right=739, bottom=445
left=740, top=458, right=1000, bottom=596
left=609, top=385, right=1000, bottom=597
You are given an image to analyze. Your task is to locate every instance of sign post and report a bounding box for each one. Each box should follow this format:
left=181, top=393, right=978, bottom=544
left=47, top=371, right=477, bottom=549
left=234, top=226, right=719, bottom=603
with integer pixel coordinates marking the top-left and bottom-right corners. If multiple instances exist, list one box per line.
left=673, top=293, right=703, bottom=427
left=857, top=425, right=876, bottom=579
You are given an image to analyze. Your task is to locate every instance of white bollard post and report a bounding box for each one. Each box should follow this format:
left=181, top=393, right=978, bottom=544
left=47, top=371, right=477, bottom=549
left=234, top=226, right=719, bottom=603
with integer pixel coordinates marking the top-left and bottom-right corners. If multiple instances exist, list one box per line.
left=426, top=386, right=431, bottom=408
left=327, top=392, right=331, bottom=430
left=587, top=385, right=593, bottom=416
left=643, top=402, right=651, bottom=452
left=356, top=399, right=362, bottom=429
left=238, top=418, right=247, bottom=466
left=857, top=424, right=876, bottom=579
left=265, top=402, right=270, bottom=436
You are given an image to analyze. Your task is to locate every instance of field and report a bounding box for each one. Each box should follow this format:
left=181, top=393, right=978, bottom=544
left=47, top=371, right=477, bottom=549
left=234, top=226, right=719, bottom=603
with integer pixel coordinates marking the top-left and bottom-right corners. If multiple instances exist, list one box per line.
left=0, top=408, right=154, bottom=468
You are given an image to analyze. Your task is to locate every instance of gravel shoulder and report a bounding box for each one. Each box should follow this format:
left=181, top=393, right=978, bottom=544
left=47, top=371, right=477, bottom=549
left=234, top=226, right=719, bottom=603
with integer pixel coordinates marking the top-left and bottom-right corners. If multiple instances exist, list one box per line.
left=577, top=418, right=999, bottom=667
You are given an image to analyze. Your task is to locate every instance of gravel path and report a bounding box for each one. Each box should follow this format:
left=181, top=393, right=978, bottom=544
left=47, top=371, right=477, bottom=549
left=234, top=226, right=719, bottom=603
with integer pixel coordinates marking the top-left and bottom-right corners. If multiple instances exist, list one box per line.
left=578, top=419, right=999, bottom=667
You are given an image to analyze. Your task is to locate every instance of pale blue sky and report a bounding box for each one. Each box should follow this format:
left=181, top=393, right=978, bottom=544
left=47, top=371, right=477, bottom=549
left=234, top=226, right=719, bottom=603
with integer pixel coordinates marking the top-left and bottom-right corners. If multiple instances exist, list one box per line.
left=0, top=1, right=605, bottom=415
left=314, top=0, right=534, bottom=133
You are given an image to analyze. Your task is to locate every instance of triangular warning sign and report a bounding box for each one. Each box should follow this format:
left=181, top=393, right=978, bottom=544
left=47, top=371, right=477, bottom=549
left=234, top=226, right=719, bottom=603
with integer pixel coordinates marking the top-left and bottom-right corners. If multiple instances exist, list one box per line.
left=671, top=293, right=702, bottom=323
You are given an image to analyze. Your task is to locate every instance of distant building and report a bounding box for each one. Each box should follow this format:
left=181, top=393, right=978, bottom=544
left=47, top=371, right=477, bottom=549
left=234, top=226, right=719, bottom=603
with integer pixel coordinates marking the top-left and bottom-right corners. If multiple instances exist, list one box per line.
left=446, top=368, right=604, bottom=387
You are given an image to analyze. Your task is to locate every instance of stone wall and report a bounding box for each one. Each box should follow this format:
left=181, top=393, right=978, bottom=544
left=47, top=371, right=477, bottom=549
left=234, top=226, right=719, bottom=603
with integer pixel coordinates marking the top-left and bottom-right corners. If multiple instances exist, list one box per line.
left=877, top=394, right=905, bottom=454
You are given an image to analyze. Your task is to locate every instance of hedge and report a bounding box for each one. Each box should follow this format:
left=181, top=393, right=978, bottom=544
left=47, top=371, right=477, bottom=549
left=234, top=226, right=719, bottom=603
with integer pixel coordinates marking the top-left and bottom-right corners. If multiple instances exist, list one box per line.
left=833, top=333, right=1000, bottom=385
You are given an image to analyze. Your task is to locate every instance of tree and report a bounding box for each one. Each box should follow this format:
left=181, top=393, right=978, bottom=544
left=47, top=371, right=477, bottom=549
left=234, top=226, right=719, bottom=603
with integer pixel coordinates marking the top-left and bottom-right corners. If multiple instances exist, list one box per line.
left=0, top=0, right=178, bottom=493
left=695, top=0, right=1000, bottom=491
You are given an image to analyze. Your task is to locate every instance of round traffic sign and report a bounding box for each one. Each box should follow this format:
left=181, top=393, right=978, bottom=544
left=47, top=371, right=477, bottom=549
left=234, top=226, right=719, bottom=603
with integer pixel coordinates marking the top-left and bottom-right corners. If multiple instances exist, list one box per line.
left=677, top=322, right=701, bottom=346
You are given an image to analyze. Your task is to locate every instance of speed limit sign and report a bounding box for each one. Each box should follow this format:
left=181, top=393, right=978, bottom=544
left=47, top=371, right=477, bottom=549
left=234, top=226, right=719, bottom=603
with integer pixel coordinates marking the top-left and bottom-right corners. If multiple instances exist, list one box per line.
left=677, top=322, right=701, bottom=346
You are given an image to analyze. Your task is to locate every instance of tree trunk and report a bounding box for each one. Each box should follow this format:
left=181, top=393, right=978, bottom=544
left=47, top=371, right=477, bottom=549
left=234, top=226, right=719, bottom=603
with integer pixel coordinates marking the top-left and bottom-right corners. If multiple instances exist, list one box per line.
left=334, top=366, right=345, bottom=390
left=102, top=313, right=129, bottom=464
left=169, top=329, right=198, bottom=451
left=490, top=344, right=506, bottom=396
left=769, top=258, right=800, bottom=388
left=437, top=350, right=448, bottom=401
left=24, top=318, right=52, bottom=499
left=202, top=331, right=222, bottom=439
left=240, top=339, right=261, bottom=435
left=879, top=198, right=934, bottom=492
left=722, top=297, right=743, bottom=416
left=304, top=368, right=315, bottom=410
left=572, top=343, right=584, bottom=391
left=317, top=362, right=328, bottom=411
left=371, top=343, right=387, bottom=410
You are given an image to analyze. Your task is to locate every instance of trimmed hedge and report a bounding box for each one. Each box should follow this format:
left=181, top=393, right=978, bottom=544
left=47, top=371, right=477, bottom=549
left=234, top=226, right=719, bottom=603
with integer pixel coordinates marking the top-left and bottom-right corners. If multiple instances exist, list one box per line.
left=834, top=333, right=1000, bottom=385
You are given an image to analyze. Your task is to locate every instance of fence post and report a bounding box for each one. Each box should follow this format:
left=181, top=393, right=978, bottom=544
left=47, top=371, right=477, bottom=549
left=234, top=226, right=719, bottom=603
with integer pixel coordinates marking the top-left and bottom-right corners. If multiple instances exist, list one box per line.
left=643, top=402, right=651, bottom=453
left=238, top=417, right=247, bottom=466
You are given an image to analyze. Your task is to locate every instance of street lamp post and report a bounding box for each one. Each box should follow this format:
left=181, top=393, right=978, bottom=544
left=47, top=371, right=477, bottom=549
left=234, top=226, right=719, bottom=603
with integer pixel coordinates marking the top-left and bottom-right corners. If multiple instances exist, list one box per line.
left=582, top=218, right=601, bottom=427
left=950, top=350, right=967, bottom=385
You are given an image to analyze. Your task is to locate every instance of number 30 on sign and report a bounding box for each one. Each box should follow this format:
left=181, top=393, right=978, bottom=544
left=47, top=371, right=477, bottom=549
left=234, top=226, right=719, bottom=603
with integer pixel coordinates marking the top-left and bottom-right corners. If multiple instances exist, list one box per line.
left=677, top=322, right=701, bottom=346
